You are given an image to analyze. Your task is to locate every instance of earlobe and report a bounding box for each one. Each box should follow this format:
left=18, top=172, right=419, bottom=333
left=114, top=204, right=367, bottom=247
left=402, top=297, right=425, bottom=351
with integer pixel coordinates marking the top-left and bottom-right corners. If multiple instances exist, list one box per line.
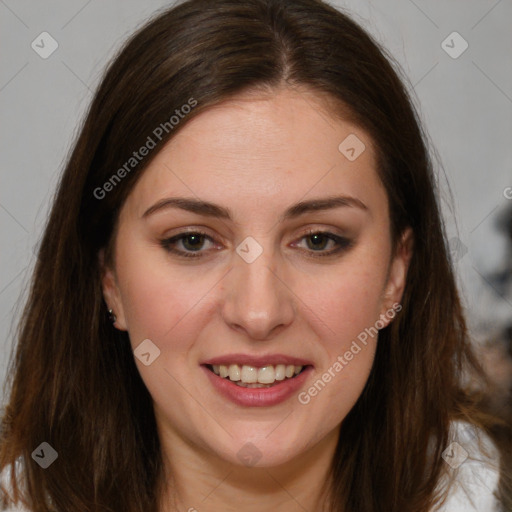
left=98, top=248, right=128, bottom=331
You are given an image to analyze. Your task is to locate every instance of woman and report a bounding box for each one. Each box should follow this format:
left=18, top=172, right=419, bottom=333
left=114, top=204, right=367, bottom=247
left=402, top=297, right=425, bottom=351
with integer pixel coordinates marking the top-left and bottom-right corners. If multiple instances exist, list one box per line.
left=0, top=0, right=508, bottom=510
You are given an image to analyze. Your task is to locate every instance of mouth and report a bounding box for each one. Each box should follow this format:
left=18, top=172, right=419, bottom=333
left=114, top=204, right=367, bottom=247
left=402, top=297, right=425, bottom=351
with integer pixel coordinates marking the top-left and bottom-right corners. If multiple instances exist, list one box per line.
left=204, top=363, right=310, bottom=388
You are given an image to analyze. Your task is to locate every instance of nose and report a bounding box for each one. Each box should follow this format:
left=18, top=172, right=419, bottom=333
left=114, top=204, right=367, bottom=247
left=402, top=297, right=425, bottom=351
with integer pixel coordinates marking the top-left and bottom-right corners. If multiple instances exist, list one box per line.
left=221, top=246, right=295, bottom=341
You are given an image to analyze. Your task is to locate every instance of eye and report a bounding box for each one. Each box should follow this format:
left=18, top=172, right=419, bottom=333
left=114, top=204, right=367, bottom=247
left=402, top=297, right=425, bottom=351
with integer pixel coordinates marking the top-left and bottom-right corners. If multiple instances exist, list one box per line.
left=160, top=230, right=215, bottom=258
left=160, top=229, right=353, bottom=259
left=292, top=230, right=353, bottom=258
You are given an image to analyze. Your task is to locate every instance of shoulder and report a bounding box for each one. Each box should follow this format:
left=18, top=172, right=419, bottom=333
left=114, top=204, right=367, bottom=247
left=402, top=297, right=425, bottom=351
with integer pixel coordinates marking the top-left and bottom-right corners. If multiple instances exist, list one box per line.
left=433, top=420, right=502, bottom=512
left=0, top=459, right=30, bottom=512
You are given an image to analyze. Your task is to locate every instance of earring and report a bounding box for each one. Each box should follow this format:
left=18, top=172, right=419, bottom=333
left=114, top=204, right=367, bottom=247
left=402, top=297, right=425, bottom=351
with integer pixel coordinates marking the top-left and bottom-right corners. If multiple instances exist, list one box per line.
left=108, top=308, right=117, bottom=323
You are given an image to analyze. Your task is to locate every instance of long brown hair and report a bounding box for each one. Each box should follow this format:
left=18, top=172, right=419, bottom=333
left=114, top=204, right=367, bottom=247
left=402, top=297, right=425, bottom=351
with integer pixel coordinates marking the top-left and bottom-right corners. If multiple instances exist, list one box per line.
left=1, top=0, right=508, bottom=510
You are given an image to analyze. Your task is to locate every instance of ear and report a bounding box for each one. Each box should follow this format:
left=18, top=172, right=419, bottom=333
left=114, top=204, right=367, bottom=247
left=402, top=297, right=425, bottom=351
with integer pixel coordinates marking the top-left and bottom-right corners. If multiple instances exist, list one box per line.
left=379, top=227, right=413, bottom=326
left=98, top=248, right=128, bottom=331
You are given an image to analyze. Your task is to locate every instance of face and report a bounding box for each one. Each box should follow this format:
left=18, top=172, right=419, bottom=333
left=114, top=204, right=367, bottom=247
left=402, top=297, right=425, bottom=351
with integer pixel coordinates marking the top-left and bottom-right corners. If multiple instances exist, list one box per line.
left=100, top=86, right=412, bottom=468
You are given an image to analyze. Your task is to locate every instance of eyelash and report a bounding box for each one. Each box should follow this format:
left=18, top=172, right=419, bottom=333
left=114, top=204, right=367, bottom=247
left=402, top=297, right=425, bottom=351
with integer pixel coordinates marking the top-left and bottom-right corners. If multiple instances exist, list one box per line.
left=159, top=229, right=353, bottom=259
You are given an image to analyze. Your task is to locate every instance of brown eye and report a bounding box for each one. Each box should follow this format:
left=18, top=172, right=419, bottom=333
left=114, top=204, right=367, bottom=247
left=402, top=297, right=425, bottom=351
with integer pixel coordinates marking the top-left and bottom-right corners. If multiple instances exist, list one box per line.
left=160, top=231, right=214, bottom=258
left=294, top=231, right=353, bottom=258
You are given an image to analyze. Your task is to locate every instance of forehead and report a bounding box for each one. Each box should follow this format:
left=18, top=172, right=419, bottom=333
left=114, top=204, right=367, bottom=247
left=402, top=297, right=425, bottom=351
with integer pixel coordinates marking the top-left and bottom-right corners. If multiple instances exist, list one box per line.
left=122, top=87, right=386, bottom=222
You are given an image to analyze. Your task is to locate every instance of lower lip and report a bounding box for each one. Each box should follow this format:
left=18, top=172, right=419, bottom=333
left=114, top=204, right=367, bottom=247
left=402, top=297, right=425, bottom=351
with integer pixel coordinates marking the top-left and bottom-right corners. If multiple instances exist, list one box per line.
left=201, top=365, right=313, bottom=407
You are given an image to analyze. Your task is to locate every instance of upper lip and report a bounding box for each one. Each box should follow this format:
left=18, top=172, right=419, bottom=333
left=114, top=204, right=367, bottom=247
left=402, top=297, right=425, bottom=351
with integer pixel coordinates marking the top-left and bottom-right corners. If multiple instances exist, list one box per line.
left=201, top=353, right=313, bottom=367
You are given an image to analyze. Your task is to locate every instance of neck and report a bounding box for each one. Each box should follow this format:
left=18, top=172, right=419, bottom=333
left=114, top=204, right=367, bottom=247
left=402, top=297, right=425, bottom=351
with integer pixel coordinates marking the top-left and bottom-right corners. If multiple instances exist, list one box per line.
left=157, top=425, right=340, bottom=512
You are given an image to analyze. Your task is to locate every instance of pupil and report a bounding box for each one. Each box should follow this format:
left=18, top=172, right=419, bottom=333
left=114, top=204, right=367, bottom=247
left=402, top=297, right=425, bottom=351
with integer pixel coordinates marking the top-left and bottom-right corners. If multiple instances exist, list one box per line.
left=308, top=233, right=327, bottom=250
left=184, top=234, right=203, bottom=250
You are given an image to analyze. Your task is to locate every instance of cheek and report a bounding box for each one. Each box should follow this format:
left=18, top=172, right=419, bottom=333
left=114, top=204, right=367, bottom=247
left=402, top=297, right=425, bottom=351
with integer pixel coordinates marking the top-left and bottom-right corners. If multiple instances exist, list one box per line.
left=296, top=275, right=380, bottom=428
left=114, top=246, right=218, bottom=409
left=298, top=263, right=387, bottom=348
left=292, top=253, right=387, bottom=416
left=114, top=239, right=214, bottom=347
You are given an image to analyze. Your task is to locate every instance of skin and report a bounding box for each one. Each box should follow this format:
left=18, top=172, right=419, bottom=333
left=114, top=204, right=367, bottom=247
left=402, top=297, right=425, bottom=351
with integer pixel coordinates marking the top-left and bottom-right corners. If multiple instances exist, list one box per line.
left=100, top=86, right=413, bottom=511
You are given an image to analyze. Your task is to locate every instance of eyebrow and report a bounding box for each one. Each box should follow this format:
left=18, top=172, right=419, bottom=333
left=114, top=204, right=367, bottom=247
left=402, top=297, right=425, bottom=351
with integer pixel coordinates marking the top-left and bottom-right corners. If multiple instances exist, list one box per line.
left=142, top=195, right=369, bottom=222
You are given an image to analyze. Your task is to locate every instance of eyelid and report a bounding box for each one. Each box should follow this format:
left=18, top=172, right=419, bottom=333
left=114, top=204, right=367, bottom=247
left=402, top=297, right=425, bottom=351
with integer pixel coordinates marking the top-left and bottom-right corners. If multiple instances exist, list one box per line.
left=159, top=229, right=218, bottom=258
left=161, top=224, right=349, bottom=242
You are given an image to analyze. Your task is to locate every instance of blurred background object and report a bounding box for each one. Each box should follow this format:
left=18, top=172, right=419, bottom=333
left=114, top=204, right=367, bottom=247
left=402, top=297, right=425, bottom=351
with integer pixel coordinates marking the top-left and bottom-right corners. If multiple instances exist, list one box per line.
left=478, top=201, right=512, bottom=510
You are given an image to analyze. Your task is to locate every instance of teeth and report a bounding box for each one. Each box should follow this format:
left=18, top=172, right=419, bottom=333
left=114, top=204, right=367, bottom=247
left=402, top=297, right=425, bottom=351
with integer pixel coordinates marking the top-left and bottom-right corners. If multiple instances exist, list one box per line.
left=275, top=364, right=286, bottom=381
left=228, top=364, right=241, bottom=381
left=241, top=365, right=258, bottom=383
left=210, top=363, right=304, bottom=384
left=258, top=366, right=275, bottom=384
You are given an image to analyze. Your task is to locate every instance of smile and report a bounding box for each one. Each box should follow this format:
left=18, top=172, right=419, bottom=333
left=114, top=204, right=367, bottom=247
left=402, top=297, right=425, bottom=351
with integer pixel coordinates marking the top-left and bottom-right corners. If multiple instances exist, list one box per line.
left=207, top=363, right=305, bottom=387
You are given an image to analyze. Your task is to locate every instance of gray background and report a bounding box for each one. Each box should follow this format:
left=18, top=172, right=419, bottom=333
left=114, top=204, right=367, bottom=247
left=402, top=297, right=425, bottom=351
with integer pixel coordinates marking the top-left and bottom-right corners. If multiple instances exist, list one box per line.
left=1, top=0, right=511, bottom=401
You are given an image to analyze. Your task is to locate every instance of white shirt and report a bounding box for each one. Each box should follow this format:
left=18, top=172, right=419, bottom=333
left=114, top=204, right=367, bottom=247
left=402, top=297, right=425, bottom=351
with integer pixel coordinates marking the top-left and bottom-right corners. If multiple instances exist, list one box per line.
left=434, top=420, right=501, bottom=511
left=0, top=421, right=501, bottom=511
